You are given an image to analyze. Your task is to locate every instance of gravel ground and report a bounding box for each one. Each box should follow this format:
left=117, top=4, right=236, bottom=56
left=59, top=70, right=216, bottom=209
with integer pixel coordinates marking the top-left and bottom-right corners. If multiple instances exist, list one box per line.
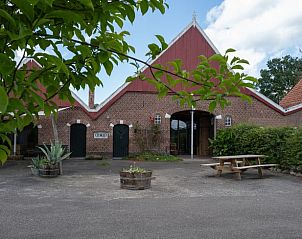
left=0, top=158, right=302, bottom=239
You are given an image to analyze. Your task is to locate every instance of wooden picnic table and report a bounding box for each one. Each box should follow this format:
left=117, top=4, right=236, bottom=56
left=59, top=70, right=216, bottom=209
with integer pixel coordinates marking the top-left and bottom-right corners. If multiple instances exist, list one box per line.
left=202, top=154, right=278, bottom=180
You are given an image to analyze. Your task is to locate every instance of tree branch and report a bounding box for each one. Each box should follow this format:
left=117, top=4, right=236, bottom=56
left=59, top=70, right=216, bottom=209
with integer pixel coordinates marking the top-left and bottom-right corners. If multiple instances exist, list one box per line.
left=35, top=33, right=213, bottom=88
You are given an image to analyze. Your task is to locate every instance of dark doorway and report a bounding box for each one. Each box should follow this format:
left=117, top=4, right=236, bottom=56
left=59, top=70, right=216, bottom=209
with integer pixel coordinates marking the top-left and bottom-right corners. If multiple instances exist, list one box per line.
left=16, top=123, right=38, bottom=156
left=113, top=124, right=129, bottom=158
left=170, top=110, right=214, bottom=156
left=70, top=124, right=86, bottom=158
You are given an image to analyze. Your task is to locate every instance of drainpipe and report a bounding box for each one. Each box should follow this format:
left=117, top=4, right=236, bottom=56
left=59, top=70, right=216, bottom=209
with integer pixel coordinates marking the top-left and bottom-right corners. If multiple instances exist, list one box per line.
left=190, top=106, right=195, bottom=160
left=13, top=130, right=17, bottom=156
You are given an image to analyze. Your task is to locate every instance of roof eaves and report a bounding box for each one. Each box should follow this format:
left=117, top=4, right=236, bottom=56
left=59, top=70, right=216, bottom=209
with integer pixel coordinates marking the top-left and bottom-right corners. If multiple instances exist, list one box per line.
left=70, top=91, right=98, bottom=112
left=247, top=88, right=286, bottom=113
left=283, top=102, right=302, bottom=113
left=19, top=58, right=42, bottom=68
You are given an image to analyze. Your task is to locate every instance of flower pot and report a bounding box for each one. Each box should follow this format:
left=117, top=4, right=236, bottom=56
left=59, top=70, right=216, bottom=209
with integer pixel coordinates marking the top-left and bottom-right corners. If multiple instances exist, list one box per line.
left=120, top=171, right=153, bottom=190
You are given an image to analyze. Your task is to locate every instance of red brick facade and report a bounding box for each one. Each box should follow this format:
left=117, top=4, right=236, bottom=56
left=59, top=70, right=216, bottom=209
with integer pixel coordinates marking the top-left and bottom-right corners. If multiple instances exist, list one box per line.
left=32, top=21, right=302, bottom=157
left=37, top=91, right=301, bottom=157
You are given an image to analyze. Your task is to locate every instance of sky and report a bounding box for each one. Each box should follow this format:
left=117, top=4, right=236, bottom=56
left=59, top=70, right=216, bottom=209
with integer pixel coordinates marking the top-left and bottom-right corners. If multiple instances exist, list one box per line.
left=74, top=0, right=302, bottom=105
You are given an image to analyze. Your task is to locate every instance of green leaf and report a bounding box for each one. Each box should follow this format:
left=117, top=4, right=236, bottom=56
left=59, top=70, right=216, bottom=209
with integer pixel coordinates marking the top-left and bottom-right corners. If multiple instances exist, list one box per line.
left=103, top=60, right=113, bottom=75
left=47, top=10, right=84, bottom=23
left=237, top=59, right=249, bottom=65
left=39, top=39, right=51, bottom=50
left=0, top=9, right=16, bottom=27
left=209, top=54, right=225, bottom=63
left=140, top=0, right=149, bottom=15
left=231, top=65, right=244, bottom=70
left=154, top=70, right=164, bottom=79
left=124, top=4, right=135, bottom=23
left=79, top=0, right=94, bottom=10
left=11, top=0, right=34, bottom=20
left=239, top=94, right=252, bottom=104
left=244, top=76, right=258, bottom=83
left=40, top=0, right=55, bottom=7
left=155, top=35, right=168, bottom=50
left=126, top=76, right=136, bottom=82
left=225, top=48, right=236, bottom=54
left=169, top=59, right=182, bottom=73
left=0, top=54, right=15, bottom=75
left=208, top=100, right=217, bottom=112
left=0, top=148, right=8, bottom=165
left=151, top=0, right=166, bottom=14
left=148, top=43, right=160, bottom=53
left=0, top=86, right=8, bottom=113
left=115, top=17, right=124, bottom=28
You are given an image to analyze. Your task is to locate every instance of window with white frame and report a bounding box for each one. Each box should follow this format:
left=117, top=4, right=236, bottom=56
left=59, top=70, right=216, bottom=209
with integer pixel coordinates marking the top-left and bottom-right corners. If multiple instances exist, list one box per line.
left=154, top=114, right=161, bottom=125
left=224, top=115, right=232, bottom=127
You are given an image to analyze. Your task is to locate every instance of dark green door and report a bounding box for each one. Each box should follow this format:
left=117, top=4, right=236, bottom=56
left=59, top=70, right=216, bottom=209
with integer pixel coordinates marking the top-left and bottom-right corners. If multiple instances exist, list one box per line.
left=113, top=124, right=129, bottom=158
left=70, top=124, right=86, bottom=158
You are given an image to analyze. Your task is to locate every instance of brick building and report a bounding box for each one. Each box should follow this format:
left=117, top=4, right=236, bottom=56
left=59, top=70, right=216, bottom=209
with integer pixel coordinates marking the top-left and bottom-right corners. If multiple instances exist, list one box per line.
left=18, top=20, right=302, bottom=158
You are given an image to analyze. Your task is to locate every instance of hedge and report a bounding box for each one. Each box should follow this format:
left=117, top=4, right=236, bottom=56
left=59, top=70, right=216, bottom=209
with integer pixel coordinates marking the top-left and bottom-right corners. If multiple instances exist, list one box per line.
left=210, top=124, right=302, bottom=173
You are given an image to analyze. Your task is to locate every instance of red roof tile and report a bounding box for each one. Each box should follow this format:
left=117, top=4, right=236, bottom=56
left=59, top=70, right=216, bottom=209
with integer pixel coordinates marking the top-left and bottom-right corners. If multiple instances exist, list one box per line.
left=280, top=79, right=302, bottom=108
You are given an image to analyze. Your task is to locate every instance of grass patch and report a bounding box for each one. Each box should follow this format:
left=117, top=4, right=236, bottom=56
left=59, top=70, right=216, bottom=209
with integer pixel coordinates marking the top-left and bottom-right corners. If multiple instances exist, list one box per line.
left=124, top=152, right=182, bottom=162
left=97, top=161, right=111, bottom=167
left=86, top=155, right=103, bottom=160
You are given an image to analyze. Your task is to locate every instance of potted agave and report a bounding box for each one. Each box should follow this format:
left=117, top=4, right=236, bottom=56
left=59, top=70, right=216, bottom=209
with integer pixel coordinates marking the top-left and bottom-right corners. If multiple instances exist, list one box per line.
left=31, top=142, right=71, bottom=177
left=29, top=156, right=43, bottom=176
left=120, top=163, right=154, bottom=190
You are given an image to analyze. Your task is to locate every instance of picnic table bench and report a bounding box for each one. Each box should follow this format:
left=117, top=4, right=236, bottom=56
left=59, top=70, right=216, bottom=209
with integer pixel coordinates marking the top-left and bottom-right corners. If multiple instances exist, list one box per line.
left=201, top=155, right=278, bottom=180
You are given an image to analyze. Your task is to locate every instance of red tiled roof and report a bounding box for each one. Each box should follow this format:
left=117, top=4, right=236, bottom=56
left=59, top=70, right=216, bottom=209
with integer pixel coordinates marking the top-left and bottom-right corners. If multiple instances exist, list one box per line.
left=280, top=79, right=302, bottom=108
left=24, top=60, right=72, bottom=108
left=22, top=22, right=302, bottom=118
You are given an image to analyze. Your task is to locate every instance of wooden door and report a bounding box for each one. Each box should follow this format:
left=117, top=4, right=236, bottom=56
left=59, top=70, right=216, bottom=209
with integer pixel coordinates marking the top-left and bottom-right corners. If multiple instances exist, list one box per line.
left=113, top=124, right=129, bottom=158
left=70, top=124, right=86, bottom=158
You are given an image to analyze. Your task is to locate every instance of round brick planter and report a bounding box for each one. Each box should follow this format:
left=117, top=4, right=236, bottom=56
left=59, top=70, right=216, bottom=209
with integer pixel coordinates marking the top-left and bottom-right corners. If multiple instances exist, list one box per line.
left=120, top=171, right=153, bottom=190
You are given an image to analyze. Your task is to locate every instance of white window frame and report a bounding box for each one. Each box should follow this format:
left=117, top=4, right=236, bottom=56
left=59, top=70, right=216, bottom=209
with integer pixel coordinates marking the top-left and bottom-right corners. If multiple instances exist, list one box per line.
left=224, top=115, right=232, bottom=127
left=154, top=114, right=161, bottom=125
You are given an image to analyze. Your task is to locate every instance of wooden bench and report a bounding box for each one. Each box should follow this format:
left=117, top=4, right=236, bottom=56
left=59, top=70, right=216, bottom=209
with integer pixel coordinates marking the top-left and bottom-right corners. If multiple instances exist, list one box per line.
left=201, top=161, right=243, bottom=169
left=232, top=164, right=278, bottom=179
left=233, top=164, right=278, bottom=170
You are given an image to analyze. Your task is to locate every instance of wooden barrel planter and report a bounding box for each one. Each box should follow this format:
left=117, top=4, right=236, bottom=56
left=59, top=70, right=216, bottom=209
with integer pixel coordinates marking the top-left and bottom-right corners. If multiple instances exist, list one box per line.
left=120, top=171, right=154, bottom=190
left=38, top=164, right=60, bottom=177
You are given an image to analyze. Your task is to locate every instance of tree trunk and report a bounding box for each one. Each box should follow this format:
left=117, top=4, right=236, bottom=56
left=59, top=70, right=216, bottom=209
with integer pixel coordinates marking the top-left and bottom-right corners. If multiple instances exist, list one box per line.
left=51, top=114, right=62, bottom=175
left=51, top=114, right=59, bottom=143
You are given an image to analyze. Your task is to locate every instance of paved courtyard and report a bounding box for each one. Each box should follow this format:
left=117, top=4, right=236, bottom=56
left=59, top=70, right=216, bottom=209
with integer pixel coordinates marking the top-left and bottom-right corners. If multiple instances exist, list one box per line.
left=0, top=158, right=302, bottom=239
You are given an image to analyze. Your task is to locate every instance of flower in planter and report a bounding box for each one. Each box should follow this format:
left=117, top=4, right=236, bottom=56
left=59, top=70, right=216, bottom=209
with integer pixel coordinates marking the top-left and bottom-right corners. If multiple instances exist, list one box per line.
left=122, top=165, right=148, bottom=174
left=120, top=163, right=153, bottom=190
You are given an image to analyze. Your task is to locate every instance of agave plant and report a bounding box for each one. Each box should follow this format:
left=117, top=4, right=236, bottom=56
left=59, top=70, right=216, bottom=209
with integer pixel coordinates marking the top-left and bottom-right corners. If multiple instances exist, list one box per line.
left=37, top=142, right=71, bottom=165
left=31, top=156, right=46, bottom=169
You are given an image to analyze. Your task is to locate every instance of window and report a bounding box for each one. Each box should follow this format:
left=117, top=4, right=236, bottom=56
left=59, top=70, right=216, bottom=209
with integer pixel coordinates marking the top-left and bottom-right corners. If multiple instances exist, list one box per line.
left=224, top=115, right=232, bottom=127
left=154, top=114, right=161, bottom=125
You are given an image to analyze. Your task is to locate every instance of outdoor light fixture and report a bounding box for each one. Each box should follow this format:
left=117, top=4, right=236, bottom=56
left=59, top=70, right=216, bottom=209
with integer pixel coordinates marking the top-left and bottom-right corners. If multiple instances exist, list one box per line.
left=165, top=113, right=171, bottom=119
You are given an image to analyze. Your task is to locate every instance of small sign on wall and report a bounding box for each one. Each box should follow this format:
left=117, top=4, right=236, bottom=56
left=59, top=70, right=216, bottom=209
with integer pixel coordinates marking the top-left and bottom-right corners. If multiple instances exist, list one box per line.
left=94, top=131, right=110, bottom=139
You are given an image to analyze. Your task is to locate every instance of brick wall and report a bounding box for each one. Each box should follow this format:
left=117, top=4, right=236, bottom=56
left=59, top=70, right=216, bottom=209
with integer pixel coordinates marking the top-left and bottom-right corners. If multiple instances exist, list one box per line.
left=37, top=92, right=300, bottom=157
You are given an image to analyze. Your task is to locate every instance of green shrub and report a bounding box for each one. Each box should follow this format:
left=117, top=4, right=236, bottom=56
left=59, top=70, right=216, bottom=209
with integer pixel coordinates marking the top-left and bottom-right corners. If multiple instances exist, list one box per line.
left=125, top=151, right=182, bottom=162
left=282, top=128, right=302, bottom=172
left=210, top=124, right=300, bottom=172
